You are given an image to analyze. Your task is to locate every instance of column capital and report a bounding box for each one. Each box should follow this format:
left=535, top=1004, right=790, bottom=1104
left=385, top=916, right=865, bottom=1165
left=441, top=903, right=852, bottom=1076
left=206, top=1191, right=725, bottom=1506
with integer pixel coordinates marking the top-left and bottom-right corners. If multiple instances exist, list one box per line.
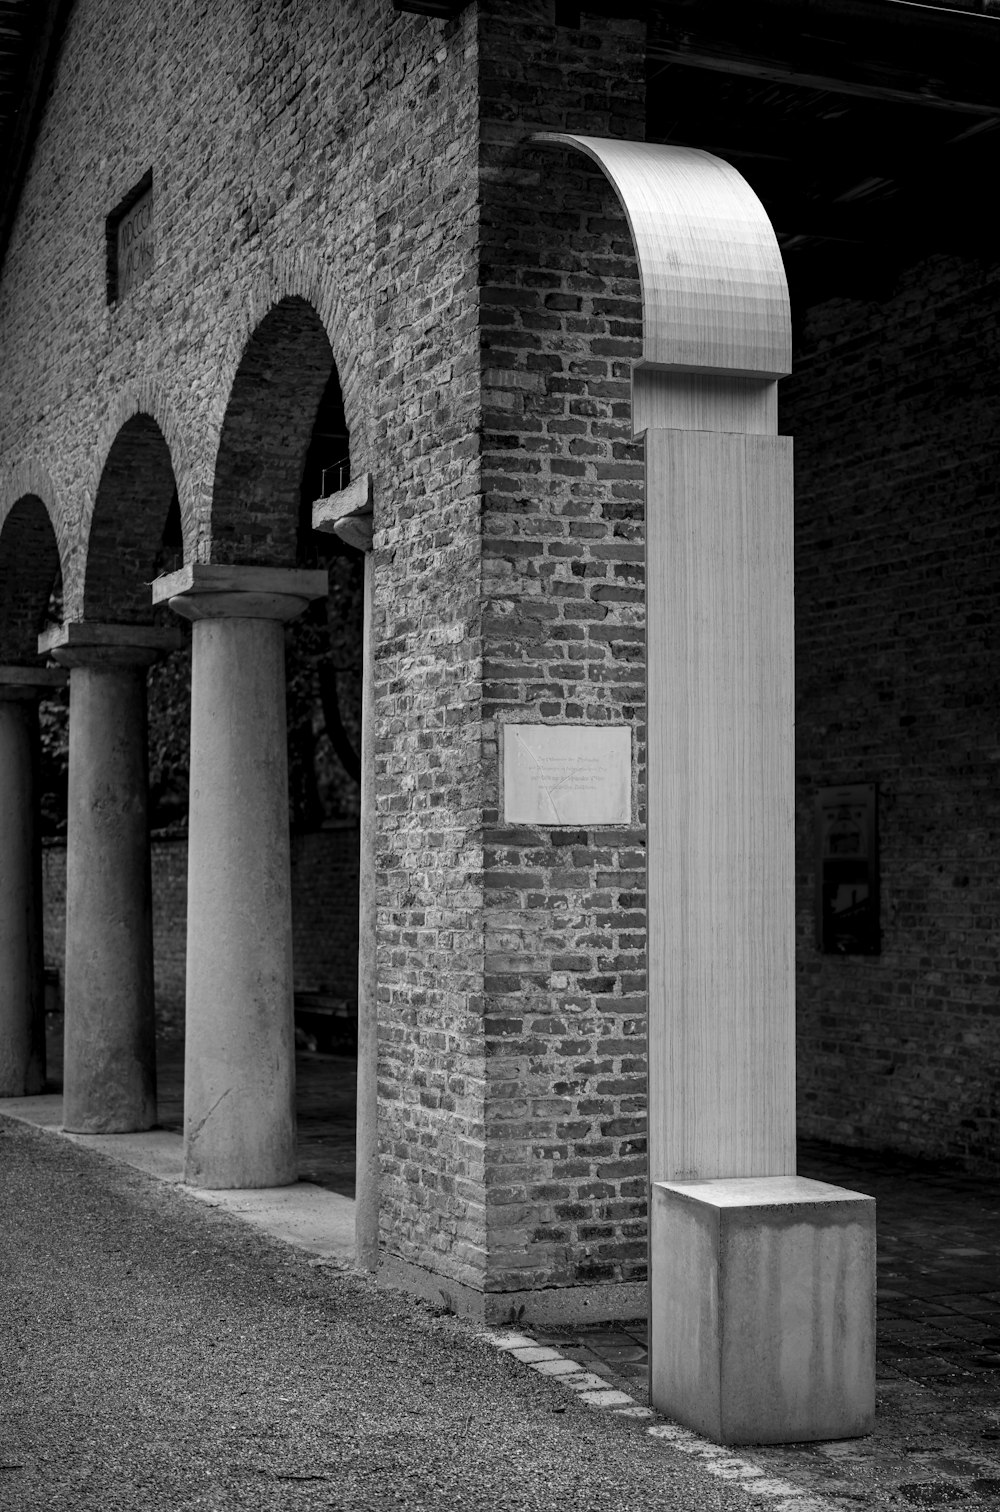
left=38, top=621, right=183, bottom=669
left=0, top=664, right=68, bottom=701
left=312, top=473, right=373, bottom=554
left=151, top=563, right=328, bottom=623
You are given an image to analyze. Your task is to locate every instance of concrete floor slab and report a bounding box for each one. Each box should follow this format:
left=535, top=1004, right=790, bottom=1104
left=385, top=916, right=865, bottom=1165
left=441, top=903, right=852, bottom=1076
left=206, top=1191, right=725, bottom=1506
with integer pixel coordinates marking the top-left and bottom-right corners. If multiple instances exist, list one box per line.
left=0, top=1091, right=63, bottom=1128
left=0, top=1091, right=356, bottom=1263
left=184, top=1182, right=356, bottom=1261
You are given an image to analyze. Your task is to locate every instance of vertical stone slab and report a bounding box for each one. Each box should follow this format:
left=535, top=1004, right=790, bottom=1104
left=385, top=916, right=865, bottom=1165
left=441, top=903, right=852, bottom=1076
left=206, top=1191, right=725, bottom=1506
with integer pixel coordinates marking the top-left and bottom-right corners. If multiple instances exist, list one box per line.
left=153, top=564, right=327, bottom=1190
left=534, top=135, right=874, bottom=1439
left=645, top=428, right=796, bottom=1184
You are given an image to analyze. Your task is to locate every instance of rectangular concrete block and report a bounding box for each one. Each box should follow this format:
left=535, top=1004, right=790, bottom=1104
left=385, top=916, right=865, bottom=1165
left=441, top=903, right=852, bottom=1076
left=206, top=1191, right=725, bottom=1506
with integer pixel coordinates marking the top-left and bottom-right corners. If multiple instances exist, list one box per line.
left=650, top=1176, right=875, bottom=1445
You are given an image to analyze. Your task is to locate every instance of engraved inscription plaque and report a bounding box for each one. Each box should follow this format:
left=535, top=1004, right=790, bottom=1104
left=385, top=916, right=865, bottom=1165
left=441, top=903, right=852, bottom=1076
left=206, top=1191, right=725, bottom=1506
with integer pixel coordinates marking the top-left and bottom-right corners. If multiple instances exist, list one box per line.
left=116, top=187, right=154, bottom=297
left=503, top=723, right=631, bottom=826
left=107, top=173, right=154, bottom=303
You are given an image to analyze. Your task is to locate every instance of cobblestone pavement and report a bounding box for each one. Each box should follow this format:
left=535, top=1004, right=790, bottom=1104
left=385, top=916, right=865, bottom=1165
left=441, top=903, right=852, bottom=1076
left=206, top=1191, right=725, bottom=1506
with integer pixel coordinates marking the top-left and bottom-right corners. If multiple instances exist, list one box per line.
left=531, top=1144, right=1000, bottom=1509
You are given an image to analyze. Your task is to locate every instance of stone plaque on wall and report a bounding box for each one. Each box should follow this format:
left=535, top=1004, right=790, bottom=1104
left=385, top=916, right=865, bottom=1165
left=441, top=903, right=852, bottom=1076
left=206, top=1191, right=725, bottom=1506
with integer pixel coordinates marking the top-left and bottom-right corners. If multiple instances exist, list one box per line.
left=502, top=723, right=631, bottom=826
left=116, top=187, right=154, bottom=297
left=107, top=174, right=154, bottom=302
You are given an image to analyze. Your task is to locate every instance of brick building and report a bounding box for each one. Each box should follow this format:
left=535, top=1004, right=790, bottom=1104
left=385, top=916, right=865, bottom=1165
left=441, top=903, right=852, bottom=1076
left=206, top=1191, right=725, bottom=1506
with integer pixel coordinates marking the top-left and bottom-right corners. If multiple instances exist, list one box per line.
left=1, top=0, right=997, bottom=1328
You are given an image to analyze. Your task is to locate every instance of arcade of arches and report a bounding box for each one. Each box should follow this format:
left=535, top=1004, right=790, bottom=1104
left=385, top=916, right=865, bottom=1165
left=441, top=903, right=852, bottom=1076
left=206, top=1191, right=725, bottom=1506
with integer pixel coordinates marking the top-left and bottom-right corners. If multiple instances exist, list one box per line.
left=1, top=296, right=365, bottom=1166
left=1, top=0, right=998, bottom=1350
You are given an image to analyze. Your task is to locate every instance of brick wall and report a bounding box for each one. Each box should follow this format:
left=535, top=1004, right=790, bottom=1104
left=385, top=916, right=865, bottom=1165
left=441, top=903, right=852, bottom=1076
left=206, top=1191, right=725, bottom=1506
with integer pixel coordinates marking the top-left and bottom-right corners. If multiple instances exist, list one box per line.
left=8, top=0, right=997, bottom=1317
left=291, top=828, right=362, bottom=1001
left=785, top=251, right=1000, bottom=1172
left=0, top=0, right=494, bottom=1290
left=42, top=827, right=361, bottom=1039
left=11, top=0, right=654, bottom=1305
left=477, top=2, right=649, bottom=1295
left=364, top=14, right=486, bottom=1291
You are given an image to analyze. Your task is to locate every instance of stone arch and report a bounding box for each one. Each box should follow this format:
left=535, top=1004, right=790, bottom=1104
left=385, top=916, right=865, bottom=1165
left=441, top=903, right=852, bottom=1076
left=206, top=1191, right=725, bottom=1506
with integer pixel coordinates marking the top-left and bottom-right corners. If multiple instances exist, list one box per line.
left=0, top=458, right=71, bottom=577
left=0, top=493, right=63, bottom=663
left=0, top=464, right=66, bottom=661
left=208, top=290, right=351, bottom=565
left=84, top=380, right=197, bottom=571
left=83, top=413, right=181, bottom=623
left=214, top=251, right=368, bottom=459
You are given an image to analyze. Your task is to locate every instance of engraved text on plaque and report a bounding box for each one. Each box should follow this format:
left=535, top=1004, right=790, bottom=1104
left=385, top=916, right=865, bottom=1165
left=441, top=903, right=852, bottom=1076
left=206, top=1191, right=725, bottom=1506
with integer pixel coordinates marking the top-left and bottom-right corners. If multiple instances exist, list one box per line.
left=502, top=723, right=631, bottom=826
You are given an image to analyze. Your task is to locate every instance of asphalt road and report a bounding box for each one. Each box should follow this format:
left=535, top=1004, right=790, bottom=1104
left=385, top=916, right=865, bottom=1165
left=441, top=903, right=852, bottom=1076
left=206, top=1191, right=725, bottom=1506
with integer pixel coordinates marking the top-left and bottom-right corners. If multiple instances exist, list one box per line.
left=0, top=1117, right=756, bottom=1512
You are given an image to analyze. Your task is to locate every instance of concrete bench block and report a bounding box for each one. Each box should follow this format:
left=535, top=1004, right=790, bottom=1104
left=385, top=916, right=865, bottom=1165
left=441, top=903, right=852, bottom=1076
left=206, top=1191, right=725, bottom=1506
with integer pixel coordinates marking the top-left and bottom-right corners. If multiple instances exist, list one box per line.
left=650, top=1175, right=875, bottom=1445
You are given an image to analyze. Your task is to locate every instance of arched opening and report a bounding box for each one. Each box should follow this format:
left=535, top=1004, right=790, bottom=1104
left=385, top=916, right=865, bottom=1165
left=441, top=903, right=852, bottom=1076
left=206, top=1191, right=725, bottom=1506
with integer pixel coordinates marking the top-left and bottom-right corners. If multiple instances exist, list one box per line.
left=81, top=413, right=188, bottom=834
left=0, top=494, right=63, bottom=660
left=27, top=423, right=187, bottom=1131
left=84, top=413, right=181, bottom=622
left=211, top=296, right=339, bottom=566
left=197, top=296, right=364, bottom=1197
left=0, top=495, right=65, bottom=1095
left=0, top=494, right=64, bottom=829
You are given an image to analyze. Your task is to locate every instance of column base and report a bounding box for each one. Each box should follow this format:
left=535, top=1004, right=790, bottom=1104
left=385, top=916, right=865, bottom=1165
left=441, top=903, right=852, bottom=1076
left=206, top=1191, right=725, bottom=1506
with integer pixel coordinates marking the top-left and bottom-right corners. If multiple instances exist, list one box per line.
left=63, top=1106, right=156, bottom=1137
left=650, top=1175, right=875, bottom=1445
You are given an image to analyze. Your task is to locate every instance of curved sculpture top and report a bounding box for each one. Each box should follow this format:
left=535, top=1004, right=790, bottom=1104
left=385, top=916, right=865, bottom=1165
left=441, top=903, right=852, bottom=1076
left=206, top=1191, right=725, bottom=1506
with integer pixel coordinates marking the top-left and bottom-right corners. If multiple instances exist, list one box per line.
left=533, top=134, right=791, bottom=381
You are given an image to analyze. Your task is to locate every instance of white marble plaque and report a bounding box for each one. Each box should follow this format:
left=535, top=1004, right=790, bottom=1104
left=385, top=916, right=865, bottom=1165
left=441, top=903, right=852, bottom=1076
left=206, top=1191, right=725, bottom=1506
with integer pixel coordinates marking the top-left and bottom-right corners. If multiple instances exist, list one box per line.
left=503, top=724, right=631, bottom=826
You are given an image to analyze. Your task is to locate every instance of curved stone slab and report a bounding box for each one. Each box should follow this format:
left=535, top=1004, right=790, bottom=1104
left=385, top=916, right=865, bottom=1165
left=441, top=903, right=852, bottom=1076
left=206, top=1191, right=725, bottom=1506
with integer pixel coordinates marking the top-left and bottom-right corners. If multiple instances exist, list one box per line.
left=533, top=134, right=791, bottom=380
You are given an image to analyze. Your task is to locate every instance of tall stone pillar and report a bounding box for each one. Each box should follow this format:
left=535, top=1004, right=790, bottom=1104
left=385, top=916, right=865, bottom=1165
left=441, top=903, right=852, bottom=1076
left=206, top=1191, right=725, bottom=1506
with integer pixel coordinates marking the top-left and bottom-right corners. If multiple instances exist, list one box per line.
left=38, top=623, right=180, bottom=1133
left=151, top=564, right=327, bottom=1190
left=0, top=666, right=66, bottom=1097
left=314, top=475, right=377, bottom=1269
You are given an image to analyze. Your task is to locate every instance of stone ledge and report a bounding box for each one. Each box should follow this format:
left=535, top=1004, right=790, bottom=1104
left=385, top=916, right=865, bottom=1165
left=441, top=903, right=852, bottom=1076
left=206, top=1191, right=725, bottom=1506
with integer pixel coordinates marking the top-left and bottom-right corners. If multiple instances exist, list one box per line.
left=38, top=621, right=182, bottom=655
left=313, top=473, right=373, bottom=553
left=378, top=1252, right=647, bottom=1325
left=0, top=664, right=68, bottom=687
left=0, top=664, right=68, bottom=698
left=152, top=563, right=329, bottom=623
left=151, top=563, right=329, bottom=605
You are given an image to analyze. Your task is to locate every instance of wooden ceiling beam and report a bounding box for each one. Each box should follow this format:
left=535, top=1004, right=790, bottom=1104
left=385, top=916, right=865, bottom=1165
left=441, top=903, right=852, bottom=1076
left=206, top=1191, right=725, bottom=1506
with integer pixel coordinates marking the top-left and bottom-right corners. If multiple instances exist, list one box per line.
left=648, top=0, right=1000, bottom=116
left=647, top=46, right=1000, bottom=116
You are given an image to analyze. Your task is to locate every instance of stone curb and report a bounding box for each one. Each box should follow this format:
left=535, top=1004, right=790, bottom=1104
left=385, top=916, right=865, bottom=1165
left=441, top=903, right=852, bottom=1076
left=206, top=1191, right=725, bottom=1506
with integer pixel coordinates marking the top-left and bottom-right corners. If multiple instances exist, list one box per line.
left=482, top=1330, right=854, bottom=1512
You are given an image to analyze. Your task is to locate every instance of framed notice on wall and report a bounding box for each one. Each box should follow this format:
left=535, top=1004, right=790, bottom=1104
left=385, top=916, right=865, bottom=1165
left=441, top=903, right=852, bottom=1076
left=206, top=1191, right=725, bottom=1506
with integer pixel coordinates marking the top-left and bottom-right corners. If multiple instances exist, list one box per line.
left=816, top=783, right=880, bottom=955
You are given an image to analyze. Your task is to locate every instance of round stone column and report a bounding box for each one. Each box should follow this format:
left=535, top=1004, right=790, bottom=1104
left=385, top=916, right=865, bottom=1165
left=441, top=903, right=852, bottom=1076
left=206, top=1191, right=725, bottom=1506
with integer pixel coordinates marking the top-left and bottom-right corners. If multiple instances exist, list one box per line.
left=0, top=667, right=66, bottom=1097
left=152, top=565, right=327, bottom=1190
left=40, top=623, right=181, bottom=1133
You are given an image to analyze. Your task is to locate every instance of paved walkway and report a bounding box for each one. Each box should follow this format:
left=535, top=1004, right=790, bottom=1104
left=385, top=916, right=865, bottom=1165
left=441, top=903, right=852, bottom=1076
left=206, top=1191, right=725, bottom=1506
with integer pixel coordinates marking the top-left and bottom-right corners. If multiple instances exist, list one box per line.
left=0, top=1118, right=756, bottom=1512
left=534, top=1144, right=1000, bottom=1509
left=43, top=1027, right=359, bottom=1197
left=13, top=1024, right=1000, bottom=1509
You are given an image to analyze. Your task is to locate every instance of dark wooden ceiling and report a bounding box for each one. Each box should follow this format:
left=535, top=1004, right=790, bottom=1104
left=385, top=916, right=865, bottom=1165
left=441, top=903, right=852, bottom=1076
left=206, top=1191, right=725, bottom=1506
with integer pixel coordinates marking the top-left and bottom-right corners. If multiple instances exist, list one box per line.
left=646, top=0, right=1000, bottom=303
left=2, top=1, right=999, bottom=301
